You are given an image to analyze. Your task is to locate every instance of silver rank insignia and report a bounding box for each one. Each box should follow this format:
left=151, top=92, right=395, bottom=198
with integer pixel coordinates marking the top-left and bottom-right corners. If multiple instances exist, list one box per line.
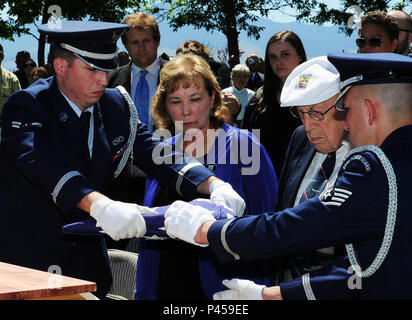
left=321, top=186, right=352, bottom=207
left=112, top=136, right=125, bottom=146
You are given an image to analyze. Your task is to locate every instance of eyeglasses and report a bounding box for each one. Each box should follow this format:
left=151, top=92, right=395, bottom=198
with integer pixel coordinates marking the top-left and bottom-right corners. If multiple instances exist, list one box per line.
left=25, top=62, right=36, bottom=68
left=290, top=105, right=334, bottom=121
left=247, top=58, right=257, bottom=64
left=355, top=37, right=382, bottom=48
left=399, top=28, right=412, bottom=33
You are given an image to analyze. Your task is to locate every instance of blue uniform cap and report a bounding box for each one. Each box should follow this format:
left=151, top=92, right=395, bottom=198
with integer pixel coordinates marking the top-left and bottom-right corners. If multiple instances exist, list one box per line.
left=38, top=21, right=130, bottom=72
left=327, top=52, right=412, bottom=110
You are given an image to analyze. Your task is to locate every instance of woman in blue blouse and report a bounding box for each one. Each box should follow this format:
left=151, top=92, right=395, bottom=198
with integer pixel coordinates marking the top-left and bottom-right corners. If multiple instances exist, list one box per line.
left=135, top=54, right=279, bottom=300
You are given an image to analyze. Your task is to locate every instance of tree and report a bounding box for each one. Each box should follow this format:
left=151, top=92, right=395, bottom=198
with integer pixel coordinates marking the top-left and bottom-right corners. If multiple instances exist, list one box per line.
left=143, top=0, right=319, bottom=69
left=1, top=0, right=142, bottom=66
left=293, top=0, right=412, bottom=36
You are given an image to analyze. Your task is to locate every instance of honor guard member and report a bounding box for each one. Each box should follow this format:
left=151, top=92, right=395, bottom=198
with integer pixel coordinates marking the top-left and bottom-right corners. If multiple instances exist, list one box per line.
left=0, top=21, right=244, bottom=299
left=164, top=52, right=412, bottom=300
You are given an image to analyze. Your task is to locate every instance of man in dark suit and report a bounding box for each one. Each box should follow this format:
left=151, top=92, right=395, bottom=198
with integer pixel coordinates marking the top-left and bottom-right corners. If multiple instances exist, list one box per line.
left=245, top=53, right=264, bottom=91
left=107, top=12, right=169, bottom=214
left=0, top=21, right=244, bottom=299
left=276, top=56, right=351, bottom=280
left=108, top=12, right=168, bottom=131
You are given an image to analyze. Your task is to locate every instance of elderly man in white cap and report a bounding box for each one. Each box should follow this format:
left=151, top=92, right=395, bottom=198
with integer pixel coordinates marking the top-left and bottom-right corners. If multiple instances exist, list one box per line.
left=275, top=56, right=352, bottom=281
left=165, top=56, right=354, bottom=300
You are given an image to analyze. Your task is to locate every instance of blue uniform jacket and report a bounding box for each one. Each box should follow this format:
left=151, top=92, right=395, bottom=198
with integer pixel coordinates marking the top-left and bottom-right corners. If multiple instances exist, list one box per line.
left=0, top=77, right=213, bottom=298
left=135, top=124, right=278, bottom=299
left=208, top=125, right=412, bottom=299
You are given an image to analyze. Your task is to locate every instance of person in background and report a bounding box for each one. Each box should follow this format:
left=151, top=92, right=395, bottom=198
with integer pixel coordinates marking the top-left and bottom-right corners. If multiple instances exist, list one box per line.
left=388, top=10, right=412, bottom=56
left=135, top=54, right=278, bottom=300
left=13, top=50, right=31, bottom=89
left=0, top=44, right=21, bottom=119
left=222, top=64, right=254, bottom=126
left=242, top=30, right=306, bottom=175
left=23, top=58, right=37, bottom=87
left=109, top=12, right=169, bottom=131
left=175, top=39, right=230, bottom=90
left=117, top=51, right=131, bottom=66
left=356, top=11, right=399, bottom=53
left=31, top=66, right=48, bottom=82
left=245, top=53, right=264, bottom=91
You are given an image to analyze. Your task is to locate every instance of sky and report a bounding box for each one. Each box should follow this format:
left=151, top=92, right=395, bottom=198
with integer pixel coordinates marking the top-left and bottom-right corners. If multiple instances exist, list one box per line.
left=0, top=0, right=410, bottom=71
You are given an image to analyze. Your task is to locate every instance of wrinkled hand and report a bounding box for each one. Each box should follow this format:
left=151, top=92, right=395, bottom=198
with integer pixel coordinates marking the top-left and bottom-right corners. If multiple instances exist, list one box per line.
left=209, top=180, right=245, bottom=216
left=90, top=197, right=155, bottom=240
left=164, top=200, right=216, bottom=247
left=213, top=279, right=265, bottom=300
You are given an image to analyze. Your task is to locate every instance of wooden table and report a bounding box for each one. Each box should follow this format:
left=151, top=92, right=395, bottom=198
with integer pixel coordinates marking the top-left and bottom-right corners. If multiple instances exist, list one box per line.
left=0, top=262, right=97, bottom=300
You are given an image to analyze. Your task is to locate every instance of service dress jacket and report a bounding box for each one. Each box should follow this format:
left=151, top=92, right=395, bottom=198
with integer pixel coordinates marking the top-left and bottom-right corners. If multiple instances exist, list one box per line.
left=0, top=77, right=213, bottom=298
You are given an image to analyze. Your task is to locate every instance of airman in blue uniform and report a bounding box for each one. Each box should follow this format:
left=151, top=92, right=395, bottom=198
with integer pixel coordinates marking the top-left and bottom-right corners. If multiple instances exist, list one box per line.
left=0, top=21, right=244, bottom=299
left=164, top=52, right=412, bottom=300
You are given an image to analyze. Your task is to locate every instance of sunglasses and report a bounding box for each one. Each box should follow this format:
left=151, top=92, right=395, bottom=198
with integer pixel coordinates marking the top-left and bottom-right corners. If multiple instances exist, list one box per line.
left=356, top=37, right=382, bottom=48
left=25, top=62, right=36, bottom=68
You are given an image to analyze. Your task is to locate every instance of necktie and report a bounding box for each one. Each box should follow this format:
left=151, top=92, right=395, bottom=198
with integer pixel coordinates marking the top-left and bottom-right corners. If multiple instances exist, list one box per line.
left=300, top=151, right=336, bottom=203
left=134, top=69, right=149, bottom=126
left=292, top=151, right=337, bottom=277
left=80, top=111, right=91, bottom=163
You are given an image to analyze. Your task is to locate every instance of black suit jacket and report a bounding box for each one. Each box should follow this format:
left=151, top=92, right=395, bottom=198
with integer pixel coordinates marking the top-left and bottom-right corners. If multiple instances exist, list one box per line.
left=246, top=72, right=264, bottom=91
left=275, top=125, right=345, bottom=280
left=108, top=56, right=169, bottom=94
left=276, top=125, right=315, bottom=211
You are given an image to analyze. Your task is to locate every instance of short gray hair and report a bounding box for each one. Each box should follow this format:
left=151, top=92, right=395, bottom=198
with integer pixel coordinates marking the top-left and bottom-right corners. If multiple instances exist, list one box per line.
left=231, top=64, right=250, bottom=79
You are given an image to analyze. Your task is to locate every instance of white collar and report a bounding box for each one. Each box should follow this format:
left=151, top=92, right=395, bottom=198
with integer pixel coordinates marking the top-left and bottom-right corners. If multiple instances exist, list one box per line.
left=59, top=89, right=94, bottom=117
left=132, top=57, right=159, bottom=77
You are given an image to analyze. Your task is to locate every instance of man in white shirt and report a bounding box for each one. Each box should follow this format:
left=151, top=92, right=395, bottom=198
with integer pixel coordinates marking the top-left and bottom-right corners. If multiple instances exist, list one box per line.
left=109, top=12, right=169, bottom=131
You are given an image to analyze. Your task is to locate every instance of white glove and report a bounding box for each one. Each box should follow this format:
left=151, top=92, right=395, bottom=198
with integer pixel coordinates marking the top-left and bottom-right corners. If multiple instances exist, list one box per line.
left=213, top=279, right=265, bottom=300
left=164, top=200, right=215, bottom=247
left=209, top=180, right=245, bottom=217
left=90, top=197, right=155, bottom=241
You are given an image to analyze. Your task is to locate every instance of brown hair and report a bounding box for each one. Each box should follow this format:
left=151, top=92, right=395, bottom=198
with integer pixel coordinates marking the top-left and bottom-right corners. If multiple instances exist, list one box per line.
left=360, top=11, right=399, bottom=41
left=121, top=12, right=160, bottom=45
left=152, top=54, right=225, bottom=133
left=259, top=30, right=307, bottom=113
left=31, top=66, right=48, bottom=78
left=175, top=40, right=210, bottom=61
left=51, top=46, right=76, bottom=67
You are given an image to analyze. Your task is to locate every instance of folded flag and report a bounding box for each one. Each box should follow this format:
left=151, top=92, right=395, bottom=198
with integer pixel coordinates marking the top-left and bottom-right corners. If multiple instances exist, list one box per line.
left=62, top=199, right=234, bottom=239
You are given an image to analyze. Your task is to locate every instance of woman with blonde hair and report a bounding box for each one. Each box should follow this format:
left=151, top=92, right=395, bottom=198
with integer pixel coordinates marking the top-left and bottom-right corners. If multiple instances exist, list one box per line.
left=135, top=54, right=278, bottom=300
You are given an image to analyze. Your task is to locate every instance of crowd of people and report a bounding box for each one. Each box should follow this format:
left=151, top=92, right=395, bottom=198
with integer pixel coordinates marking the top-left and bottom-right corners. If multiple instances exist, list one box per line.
left=0, top=8, right=411, bottom=301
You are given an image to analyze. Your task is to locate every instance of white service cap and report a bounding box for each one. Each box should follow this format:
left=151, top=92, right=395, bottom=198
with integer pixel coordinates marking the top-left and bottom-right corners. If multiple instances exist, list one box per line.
left=280, top=56, right=340, bottom=107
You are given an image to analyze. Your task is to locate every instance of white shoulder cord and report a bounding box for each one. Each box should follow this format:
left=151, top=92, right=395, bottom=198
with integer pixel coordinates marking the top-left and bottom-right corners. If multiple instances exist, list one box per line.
left=344, top=144, right=398, bottom=278
left=114, top=85, right=140, bottom=178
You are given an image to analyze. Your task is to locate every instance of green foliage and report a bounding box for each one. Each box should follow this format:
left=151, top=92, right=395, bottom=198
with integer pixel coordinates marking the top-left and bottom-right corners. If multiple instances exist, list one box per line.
left=0, top=0, right=142, bottom=40
left=293, top=0, right=412, bottom=36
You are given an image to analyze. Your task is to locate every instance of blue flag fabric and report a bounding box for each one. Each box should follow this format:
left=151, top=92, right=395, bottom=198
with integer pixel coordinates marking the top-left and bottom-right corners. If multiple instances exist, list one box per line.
left=61, top=199, right=234, bottom=238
